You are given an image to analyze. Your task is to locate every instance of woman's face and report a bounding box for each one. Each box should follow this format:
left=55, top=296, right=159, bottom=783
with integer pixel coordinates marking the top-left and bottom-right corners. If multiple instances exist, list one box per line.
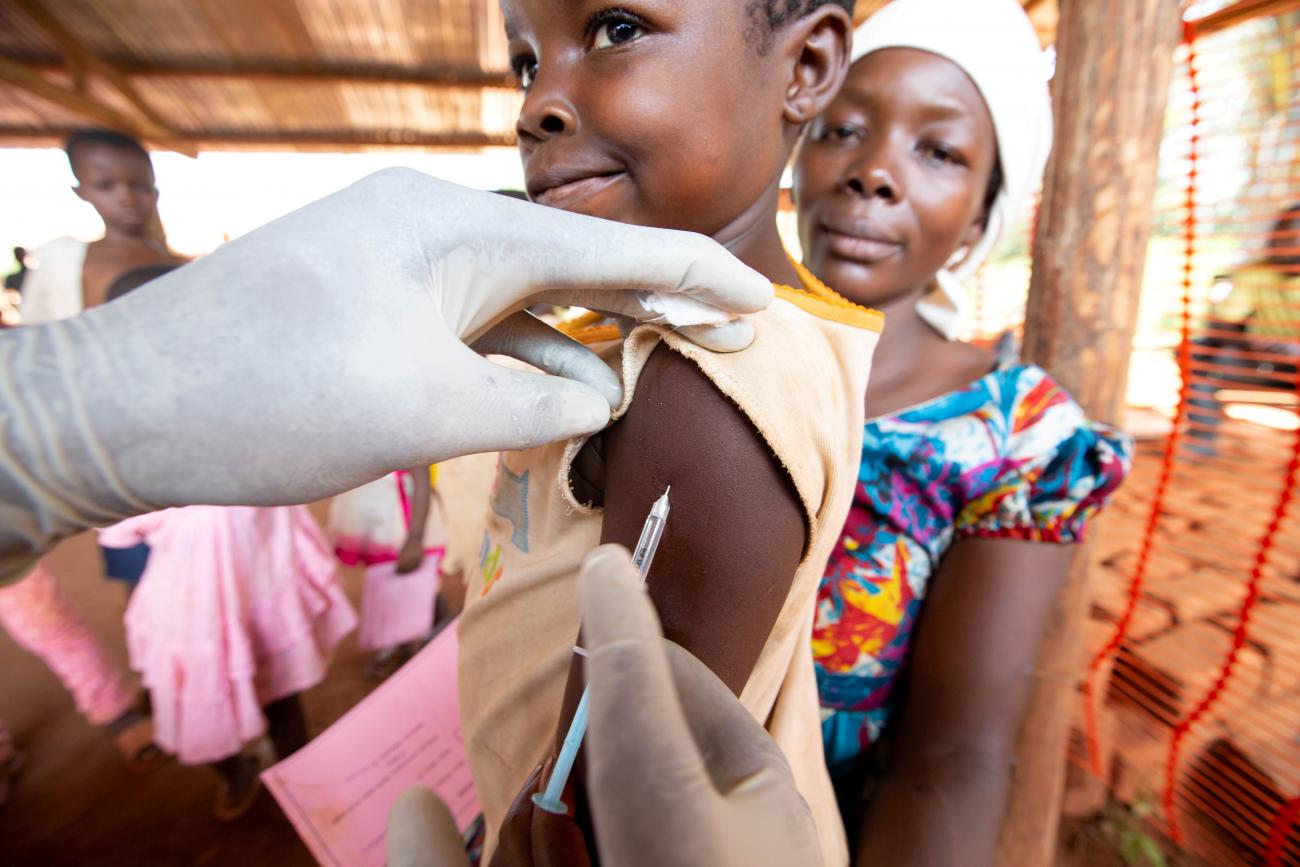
left=793, top=48, right=998, bottom=310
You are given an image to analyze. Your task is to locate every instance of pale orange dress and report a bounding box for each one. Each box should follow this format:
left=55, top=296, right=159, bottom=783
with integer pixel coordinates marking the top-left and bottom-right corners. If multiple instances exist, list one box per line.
left=458, top=265, right=883, bottom=866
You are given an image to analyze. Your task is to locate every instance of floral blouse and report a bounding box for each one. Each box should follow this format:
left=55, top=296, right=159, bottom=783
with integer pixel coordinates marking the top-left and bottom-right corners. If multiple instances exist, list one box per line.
left=813, top=363, right=1133, bottom=776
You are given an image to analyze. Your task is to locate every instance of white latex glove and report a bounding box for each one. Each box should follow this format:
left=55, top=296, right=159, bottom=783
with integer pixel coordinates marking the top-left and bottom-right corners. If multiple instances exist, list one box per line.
left=0, top=170, right=771, bottom=582
left=387, top=786, right=471, bottom=867
left=381, top=544, right=822, bottom=867
left=579, top=545, right=824, bottom=867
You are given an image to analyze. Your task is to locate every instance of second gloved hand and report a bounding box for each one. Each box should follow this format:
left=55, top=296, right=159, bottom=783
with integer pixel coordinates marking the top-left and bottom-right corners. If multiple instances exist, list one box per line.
left=580, top=545, right=823, bottom=867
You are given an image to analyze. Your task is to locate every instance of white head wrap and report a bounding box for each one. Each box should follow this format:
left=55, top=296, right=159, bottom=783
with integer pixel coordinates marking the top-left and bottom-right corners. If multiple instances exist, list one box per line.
left=850, top=0, right=1054, bottom=339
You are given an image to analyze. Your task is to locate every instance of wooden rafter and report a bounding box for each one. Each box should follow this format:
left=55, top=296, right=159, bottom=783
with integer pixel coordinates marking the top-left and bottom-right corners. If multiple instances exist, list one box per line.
left=0, top=54, right=148, bottom=138
left=19, top=59, right=516, bottom=91
left=1188, top=0, right=1300, bottom=34
left=11, top=0, right=191, bottom=152
left=0, top=125, right=516, bottom=151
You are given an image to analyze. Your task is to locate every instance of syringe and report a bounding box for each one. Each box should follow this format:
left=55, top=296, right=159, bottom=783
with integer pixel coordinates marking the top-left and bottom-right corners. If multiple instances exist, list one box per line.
left=532, top=486, right=671, bottom=816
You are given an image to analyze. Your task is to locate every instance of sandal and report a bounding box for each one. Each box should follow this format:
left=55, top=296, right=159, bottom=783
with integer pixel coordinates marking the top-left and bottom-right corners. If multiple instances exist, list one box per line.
left=111, top=711, right=167, bottom=773
left=214, top=750, right=266, bottom=822
left=0, top=749, right=26, bottom=809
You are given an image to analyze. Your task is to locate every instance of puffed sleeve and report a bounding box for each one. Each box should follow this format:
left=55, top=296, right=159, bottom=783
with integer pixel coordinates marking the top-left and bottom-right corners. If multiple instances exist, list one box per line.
left=956, top=371, right=1133, bottom=543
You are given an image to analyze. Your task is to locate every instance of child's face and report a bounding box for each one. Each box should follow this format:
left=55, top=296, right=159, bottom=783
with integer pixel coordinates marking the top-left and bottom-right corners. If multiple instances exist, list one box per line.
left=794, top=48, right=997, bottom=308
left=72, top=144, right=158, bottom=235
left=504, top=1, right=795, bottom=238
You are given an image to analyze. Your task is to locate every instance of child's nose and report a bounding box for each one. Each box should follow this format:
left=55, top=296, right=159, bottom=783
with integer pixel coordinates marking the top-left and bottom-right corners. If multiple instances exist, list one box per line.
left=516, top=70, right=578, bottom=145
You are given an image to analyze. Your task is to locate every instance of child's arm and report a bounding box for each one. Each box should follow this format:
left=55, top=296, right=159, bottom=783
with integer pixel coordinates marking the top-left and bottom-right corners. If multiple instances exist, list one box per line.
left=396, top=467, right=432, bottom=575
left=492, top=346, right=807, bottom=865
left=597, top=346, right=807, bottom=691
left=853, top=537, right=1072, bottom=867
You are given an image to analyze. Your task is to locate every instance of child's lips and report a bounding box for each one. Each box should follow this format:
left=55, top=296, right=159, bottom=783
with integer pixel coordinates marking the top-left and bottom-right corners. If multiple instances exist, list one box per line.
left=532, top=172, right=625, bottom=211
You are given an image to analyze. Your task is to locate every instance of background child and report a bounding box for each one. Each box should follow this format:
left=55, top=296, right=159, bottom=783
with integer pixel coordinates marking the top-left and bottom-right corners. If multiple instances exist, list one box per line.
left=102, top=506, right=356, bottom=820
left=20, top=128, right=184, bottom=324
left=792, top=1, right=1131, bottom=863
left=328, top=467, right=447, bottom=674
left=458, top=2, right=876, bottom=864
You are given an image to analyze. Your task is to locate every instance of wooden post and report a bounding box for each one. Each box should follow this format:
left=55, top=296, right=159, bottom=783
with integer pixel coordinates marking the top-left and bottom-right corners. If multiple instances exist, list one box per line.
left=996, top=1, right=1182, bottom=865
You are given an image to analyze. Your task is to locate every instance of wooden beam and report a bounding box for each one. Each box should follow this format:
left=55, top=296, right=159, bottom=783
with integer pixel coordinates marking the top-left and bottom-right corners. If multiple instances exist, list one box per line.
left=12, top=0, right=185, bottom=141
left=996, top=1, right=1183, bottom=865
left=0, top=125, right=516, bottom=151
left=1189, top=0, right=1300, bottom=35
left=16, top=57, right=517, bottom=91
left=0, top=55, right=150, bottom=138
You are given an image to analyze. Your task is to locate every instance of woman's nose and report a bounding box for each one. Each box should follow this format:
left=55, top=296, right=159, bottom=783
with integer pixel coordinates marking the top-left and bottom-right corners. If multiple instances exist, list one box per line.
left=843, top=146, right=902, bottom=203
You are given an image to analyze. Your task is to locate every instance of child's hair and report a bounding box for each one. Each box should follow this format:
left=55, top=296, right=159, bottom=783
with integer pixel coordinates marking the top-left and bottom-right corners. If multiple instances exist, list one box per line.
left=756, top=0, right=855, bottom=28
left=751, top=0, right=855, bottom=49
left=105, top=263, right=178, bottom=303
left=64, top=128, right=150, bottom=171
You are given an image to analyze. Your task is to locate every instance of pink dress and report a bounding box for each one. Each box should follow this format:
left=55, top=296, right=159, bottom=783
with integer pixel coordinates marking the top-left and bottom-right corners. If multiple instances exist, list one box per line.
left=101, top=506, right=357, bottom=765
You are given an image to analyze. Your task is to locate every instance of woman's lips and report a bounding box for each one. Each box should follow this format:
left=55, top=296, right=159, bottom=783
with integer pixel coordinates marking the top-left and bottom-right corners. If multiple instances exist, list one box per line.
left=532, top=172, right=625, bottom=210
left=823, top=227, right=902, bottom=265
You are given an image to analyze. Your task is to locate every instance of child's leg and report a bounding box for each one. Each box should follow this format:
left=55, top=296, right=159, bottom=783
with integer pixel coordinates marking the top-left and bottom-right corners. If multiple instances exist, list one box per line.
left=264, top=693, right=308, bottom=759
left=0, top=561, right=134, bottom=726
left=211, top=752, right=262, bottom=821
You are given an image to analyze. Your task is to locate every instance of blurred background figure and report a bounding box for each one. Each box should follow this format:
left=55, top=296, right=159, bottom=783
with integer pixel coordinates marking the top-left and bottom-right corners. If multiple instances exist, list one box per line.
left=19, top=128, right=185, bottom=324
left=1, top=247, right=26, bottom=327
left=1186, top=201, right=1300, bottom=456
left=328, top=467, right=447, bottom=678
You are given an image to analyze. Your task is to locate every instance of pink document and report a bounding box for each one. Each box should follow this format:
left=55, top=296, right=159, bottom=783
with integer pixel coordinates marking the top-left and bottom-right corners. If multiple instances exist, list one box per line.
left=262, top=622, right=478, bottom=867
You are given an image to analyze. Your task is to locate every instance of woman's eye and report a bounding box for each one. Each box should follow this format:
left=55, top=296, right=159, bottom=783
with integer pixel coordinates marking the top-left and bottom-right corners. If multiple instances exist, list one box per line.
left=592, top=18, right=644, bottom=49
left=922, top=143, right=959, bottom=164
left=820, top=123, right=863, bottom=143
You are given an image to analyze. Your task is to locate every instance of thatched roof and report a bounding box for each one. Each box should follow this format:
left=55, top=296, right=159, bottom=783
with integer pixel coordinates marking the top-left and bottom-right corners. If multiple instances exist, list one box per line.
left=0, top=0, right=1059, bottom=153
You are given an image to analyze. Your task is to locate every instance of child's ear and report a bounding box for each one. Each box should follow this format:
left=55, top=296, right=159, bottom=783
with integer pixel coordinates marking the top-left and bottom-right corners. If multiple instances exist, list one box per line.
left=781, top=5, right=852, bottom=126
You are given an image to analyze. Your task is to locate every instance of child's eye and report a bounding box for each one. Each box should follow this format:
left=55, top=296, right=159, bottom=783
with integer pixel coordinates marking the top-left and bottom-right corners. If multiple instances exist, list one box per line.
left=512, top=56, right=539, bottom=90
left=593, top=19, right=642, bottom=48
left=588, top=10, right=646, bottom=50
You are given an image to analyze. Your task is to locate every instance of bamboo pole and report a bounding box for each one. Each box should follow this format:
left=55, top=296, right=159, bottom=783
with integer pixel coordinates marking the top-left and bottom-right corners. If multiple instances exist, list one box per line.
left=995, top=1, right=1182, bottom=864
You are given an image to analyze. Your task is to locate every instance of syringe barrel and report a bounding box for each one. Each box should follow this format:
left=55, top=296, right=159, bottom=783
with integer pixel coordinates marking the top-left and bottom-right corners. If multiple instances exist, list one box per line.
left=632, top=515, right=666, bottom=580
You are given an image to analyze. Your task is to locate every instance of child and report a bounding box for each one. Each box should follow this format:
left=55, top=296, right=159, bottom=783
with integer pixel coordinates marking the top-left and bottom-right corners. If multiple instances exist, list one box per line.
left=20, top=128, right=184, bottom=324
left=457, top=2, right=876, bottom=864
left=328, top=467, right=447, bottom=673
left=792, top=1, right=1131, bottom=862
left=101, top=506, right=356, bottom=819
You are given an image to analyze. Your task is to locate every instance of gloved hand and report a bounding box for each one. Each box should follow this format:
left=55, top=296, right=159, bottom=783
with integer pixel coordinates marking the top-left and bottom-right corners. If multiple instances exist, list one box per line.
left=579, top=545, right=823, bottom=867
left=382, top=544, right=822, bottom=867
left=0, top=171, right=771, bottom=582
left=386, top=786, right=471, bottom=867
